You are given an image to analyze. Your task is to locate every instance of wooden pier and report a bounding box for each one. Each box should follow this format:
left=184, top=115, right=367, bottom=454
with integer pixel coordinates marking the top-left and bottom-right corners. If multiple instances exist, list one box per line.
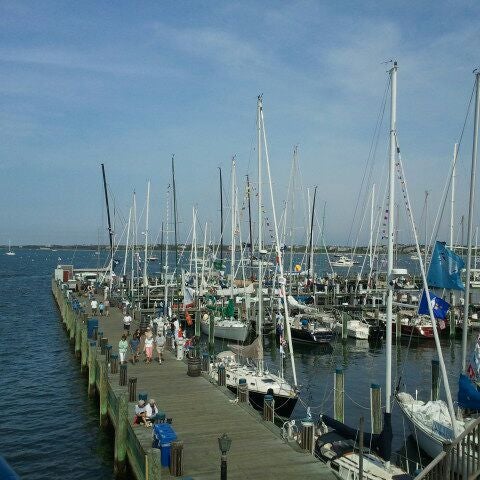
left=52, top=278, right=335, bottom=480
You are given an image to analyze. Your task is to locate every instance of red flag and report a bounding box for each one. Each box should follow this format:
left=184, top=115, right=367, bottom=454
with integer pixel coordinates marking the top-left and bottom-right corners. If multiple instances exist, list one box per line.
left=185, top=310, right=193, bottom=326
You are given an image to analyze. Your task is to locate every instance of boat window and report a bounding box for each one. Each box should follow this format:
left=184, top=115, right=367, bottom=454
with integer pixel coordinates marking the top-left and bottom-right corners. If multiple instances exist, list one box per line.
left=263, top=379, right=275, bottom=383
left=331, top=463, right=339, bottom=472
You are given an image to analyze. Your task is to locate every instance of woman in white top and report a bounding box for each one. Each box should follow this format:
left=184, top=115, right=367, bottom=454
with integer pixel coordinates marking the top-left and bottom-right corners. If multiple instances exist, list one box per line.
left=143, top=328, right=154, bottom=364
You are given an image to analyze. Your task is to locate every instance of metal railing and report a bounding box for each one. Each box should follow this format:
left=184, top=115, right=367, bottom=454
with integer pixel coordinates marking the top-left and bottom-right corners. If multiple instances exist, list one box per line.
left=415, top=416, right=480, bottom=479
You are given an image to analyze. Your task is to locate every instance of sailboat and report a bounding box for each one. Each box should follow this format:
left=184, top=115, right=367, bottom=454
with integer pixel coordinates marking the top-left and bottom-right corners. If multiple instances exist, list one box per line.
left=210, top=95, right=298, bottom=418
left=396, top=71, right=480, bottom=464
left=5, top=241, right=15, bottom=256
left=315, top=62, right=411, bottom=480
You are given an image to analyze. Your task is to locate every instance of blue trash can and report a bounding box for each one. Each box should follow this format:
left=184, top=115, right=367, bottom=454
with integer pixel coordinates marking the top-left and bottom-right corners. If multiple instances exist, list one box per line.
left=87, top=318, right=99, bottom=339
left=153, top=424, right=177, bottom=467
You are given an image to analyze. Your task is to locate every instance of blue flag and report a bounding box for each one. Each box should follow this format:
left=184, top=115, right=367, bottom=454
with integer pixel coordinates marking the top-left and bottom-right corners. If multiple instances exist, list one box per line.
left=418, top=290, right=450, bottom=319
left=427, top=241, right=465, bottom=291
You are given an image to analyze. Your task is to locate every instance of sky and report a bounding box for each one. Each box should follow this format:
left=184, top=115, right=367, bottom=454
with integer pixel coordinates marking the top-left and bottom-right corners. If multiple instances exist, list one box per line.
left=1, top=1, right=479, bottom=246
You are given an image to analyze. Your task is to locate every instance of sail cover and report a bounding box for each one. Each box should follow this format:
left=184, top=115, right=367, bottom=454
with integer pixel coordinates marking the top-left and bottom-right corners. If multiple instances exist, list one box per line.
left=228, top=336, right=263, bottom=360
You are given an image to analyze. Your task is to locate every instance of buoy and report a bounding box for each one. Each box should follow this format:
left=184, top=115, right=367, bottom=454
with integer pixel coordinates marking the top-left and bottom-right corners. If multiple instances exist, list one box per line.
left=295, top=264, right=301, bottom=272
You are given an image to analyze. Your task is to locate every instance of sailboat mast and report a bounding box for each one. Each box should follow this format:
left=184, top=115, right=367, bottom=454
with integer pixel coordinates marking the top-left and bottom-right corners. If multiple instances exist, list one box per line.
left=307, top=186, right=317, bottom=279
left=123, top=207, right=132, bottom=278
left=219, top=167, right=224, bottom=268
left=369, top=184, right=375, bottom=270
left=143, top=180, right=150, bottom=287
left=449, top=143, right=458, bottom=250
left=171, top=155, right=178, bottom=270
left=159, top=221, right=164, bottom=282
left=230, top=157, right=236, bottom=300
left=257, top=95, right=264, bottom=365
left=462, top=71, right=480, bottom=371
left=101, top=163, right=114, bottom=278
left=385, top=61, right=397, bottom=421
left=246, top=175, right=254, bottom=275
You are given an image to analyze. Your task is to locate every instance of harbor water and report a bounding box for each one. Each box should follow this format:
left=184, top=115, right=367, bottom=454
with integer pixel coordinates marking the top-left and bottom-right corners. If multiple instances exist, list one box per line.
left=0, top=248, right=472, bottom=476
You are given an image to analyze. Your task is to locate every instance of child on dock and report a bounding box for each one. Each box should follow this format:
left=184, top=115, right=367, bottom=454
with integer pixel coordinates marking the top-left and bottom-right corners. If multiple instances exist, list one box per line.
left=98, top=302, right=104, bottom=316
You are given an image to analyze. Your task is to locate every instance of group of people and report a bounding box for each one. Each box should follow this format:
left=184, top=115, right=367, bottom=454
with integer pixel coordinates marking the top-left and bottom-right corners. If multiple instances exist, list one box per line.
left=134, top=398, right=159, bottom=427
left=118, top=327, right=167, bottom=365
left=91, top=298, right=110, bottom=316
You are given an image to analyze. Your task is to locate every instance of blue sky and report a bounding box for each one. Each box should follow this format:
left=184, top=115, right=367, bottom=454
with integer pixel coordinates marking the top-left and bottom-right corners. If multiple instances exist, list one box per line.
left=0, top=1, right=479, bottom=246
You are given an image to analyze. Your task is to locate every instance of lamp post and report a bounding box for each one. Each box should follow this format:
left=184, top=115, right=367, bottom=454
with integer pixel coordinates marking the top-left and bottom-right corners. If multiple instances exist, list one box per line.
left=218, top=433, right=232, bottom=480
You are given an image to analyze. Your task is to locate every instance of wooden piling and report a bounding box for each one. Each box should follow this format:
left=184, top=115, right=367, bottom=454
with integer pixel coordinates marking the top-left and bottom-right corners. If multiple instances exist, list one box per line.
left=99, top=359, right=108, bottom=426
left=114, top=391, right=128, bottom=475
left=147, top=447, right=162, bottom=479
left=170, top=441, right=184, bottom=476
left=208, top=314, right=215, bottom=355
left=88, top=341, right=97, bottom=397
left=341, top=313, right=348, bottom=342
left=431, top=359, right=440, bottom=401
left=334, top=367, right=344, bottom=423
left=370, top=383, right=382, bottom=434
left=74, top=315, right=81, bottom=357
left=81, top=327, right=88, bottom=371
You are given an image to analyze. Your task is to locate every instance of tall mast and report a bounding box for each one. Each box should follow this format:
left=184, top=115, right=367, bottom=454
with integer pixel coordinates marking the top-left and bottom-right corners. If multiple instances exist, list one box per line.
left=163, top=186, right=170, bottom=317
left=219, top=167, right=224, bottom=268
left=307, top=186, right=317, bottom=279
left=230, top=157, right=237, bottom=301
left=143, top=180, right=150, bottom=287
left=423, top=190, right=429, bottom=268
left=462, top=71, right=480, bottom=371
left=131, top=191, right=137, bottom=300
left=369, top=184, right=375, bottom=270
left=449, top=144, right=458, bottom=250
left=159, top=221, right=164, bottom=282
left=123, top=207, right=132, bottom=278
left=171, top=155, right=178, bottom=270
left=101, top=163, right=114, bottom=279
left=257, top=95, right=264, bottom=364
left=246, top=175, right=254, bottom=276
left=385, top=61, right=397, bottom=428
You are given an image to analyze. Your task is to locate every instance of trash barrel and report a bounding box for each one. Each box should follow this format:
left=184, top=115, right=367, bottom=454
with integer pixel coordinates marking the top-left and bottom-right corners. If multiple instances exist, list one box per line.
left=187, top=356, right=201, bottom=377
left=153, top=424, right=177, bottom=467
left=87, top=318, right=99, bottom=339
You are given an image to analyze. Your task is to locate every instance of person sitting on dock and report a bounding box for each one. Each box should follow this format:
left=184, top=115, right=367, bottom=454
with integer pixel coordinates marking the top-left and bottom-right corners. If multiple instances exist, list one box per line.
left=123, top=312, right=132, bottom=335
left=155, top=331, right=166, bottom=364
left=129, top=332, right=140, bottom=364
left=91, top=298, right=98, bottom=315
left=118, top=334, right=128, bottom=364
left=145, top=399, right=159, bottom=425
left=134, top=400, right=147, bottom=426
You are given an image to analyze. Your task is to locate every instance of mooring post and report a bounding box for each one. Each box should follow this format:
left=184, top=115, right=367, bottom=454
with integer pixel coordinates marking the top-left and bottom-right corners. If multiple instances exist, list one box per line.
left=105, top=345, right=112, bottom=365
left=114, top=391, right=128, bottom=475
left=74, top=315, right=81, bottom=357
left=370, top=383, right=382, bottom=434
left=69, top=309, right=75, bottom=343
left=119, top=364, right=127, bottom=386
left=359, top=416, right=364, bottom=479
left=217, top=365, right=226, bottom=387
left=110, top=353, right=118, bottom=374
left=201, top=352, right=210, bottom=372
left=99, top=359, right=108, bottom=426
left=334, top=367, right=344, bottom=423
left=170, top=441, right=184, bottom=476
left=431, top=359, right=440, bottom=401
left=342, top=312, right=348, bottom=343
left=263, top=394, right=274, bottom=422
left=128, top=377, right=137, bottom=402
left=81, top=327, right=88, bottom=371
left=88, top=341, right=97, bottom=397
left=238, top=378, right=248, bottom=403
left=301, top=419, right=314, bottom=453
left=208, top=314, right=215, bottom=355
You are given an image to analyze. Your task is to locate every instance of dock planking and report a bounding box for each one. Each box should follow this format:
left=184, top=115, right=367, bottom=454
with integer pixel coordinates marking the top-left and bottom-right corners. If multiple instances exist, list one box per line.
left=55, top=280, right=335, bottom=479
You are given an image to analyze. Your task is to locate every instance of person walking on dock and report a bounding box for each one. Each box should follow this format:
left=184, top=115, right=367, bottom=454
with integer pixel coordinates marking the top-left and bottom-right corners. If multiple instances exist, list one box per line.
left=123, top=312, right=132, bottom=335
left=129, top=331, right=140, bottom=364
left=118, top=334, right=128, bottom=364
left=98, top=301, right=104, bottom=316
left=104, top=298, right=110, bottom=317
left=155, top=331, right=166, bottom=364
left=91, top=298, right=98, bottom=315
left=143, top=327, right=154, bottom=364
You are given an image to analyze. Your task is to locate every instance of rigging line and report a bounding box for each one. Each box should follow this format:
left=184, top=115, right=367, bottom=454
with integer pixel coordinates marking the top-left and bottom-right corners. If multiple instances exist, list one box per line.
left=427, top=79, right=476, bottom=254
left=346, top=76, right=390, bottom=246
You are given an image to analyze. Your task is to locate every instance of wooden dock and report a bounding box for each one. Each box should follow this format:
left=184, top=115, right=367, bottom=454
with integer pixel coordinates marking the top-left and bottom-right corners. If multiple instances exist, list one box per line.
left=52, top=278, right=335, bottom=479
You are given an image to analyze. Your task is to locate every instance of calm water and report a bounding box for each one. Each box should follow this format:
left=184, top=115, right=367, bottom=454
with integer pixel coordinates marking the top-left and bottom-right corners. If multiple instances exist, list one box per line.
left=0, top=248, right=471, bottom=476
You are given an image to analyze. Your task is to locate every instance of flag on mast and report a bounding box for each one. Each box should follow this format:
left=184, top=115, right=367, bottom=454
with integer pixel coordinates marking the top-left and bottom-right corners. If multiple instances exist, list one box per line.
left=427, top=241, right=465, bottom=291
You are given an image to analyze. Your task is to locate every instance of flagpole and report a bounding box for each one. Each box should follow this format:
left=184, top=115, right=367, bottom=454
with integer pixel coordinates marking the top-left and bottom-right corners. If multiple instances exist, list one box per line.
left=462, top=71, right=480, bottom=372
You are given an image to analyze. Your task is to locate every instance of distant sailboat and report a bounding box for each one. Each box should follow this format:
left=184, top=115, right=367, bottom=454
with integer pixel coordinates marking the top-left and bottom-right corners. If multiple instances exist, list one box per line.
left=5, top=241, right=15, bottom=256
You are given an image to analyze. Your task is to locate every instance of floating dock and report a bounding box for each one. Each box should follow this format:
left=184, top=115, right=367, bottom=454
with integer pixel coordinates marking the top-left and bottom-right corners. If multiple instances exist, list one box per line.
left=52, top=277, right=335, bottom=479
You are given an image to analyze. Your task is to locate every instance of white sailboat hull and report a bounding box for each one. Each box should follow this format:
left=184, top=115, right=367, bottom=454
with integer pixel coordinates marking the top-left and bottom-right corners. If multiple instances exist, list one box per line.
left=200, top=319, right=249, bottom=342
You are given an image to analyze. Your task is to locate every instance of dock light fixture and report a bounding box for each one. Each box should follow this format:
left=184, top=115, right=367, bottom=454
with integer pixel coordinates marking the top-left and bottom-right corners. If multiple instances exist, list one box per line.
left=218, top=433, right=232, bottom=480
